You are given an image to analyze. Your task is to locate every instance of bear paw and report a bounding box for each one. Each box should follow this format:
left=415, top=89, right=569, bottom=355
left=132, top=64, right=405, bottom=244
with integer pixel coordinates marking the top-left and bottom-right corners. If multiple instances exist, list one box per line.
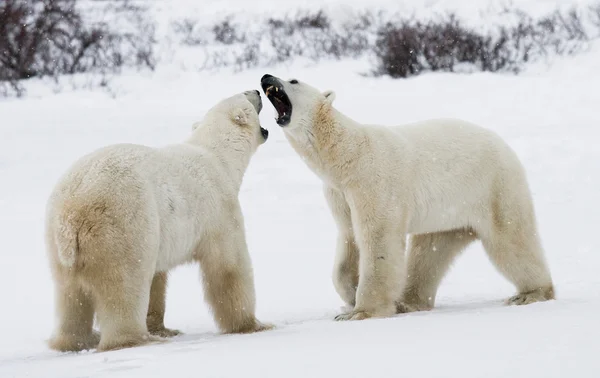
left=233, top=320, right=275, bottom=334
left=396, top=301, right=432, bottom=313
left=89, top=330, right=101, bottom=345
left=97, top=332, right=167, bottom=352
left=48, top=330, right=101, bottom=352
left=250, top=321, right=275, bottom=333
left=335, top=303, right=397, bottom=321
left=334, top=310, right=372, bottom=321
left=505, top=287, right=555, bottom=306
left=148, top=325, right=181, bottom=338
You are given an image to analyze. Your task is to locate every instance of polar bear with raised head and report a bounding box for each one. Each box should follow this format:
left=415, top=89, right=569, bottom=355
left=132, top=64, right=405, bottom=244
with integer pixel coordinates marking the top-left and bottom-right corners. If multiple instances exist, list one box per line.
left=260, top=74, right=554, bottom=321
left=46, top=90, right=272, bottom=352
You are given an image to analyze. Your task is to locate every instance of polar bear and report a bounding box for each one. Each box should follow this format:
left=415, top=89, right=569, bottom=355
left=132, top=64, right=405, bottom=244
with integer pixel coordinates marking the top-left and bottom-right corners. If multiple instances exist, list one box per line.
left=260, top=74, right=555, bottom=321
left=45, top=90, right=272, bottom=352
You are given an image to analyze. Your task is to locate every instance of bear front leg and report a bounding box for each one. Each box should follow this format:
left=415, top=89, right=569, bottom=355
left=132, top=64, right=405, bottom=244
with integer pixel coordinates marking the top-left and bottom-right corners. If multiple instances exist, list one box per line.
left=198, top=210, right=273, bottom=334
left=324, top=186, right=359, bottom=313
left=332, top=232, right=359, bottom=310
left=146, top=271, right=181, bottom=337
left=336, top=199, right=406, bottom=321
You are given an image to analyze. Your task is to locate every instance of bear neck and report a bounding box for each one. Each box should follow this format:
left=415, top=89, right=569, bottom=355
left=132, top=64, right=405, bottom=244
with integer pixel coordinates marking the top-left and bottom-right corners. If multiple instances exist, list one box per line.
left=187, top=127, right=252, bottom=189
left=285, top=103, right=365, bottom=187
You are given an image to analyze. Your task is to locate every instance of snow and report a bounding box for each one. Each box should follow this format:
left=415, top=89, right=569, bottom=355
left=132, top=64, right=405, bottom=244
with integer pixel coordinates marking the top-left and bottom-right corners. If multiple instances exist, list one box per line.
left=1, top=0, right=600, bottom=377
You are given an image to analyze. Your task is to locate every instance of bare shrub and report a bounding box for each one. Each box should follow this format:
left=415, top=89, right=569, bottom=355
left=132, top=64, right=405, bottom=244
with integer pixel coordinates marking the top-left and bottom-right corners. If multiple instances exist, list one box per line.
left=213, top=19, right=245, bottom=45
left=373, top=7, right=594, bottom=78
left=171, top=18, right=207, bottom=46
left=313, top=27, right=370, bottom=59
left=590, top=4, right=600, bottom=30
left=185, top=3, right=600, bottom=77
left=374, top=22, right=422, bottom=78
left=0, top=0, right=156, bottom=97
left=5, top=1, right=600, bottom=94
left=374, top=16, right=516, bottom=78
left=194, top=9, right=379, bottom=70
left=558, top=9, right=587, bottom=40
left=234, top=43, right=261, bottom=72
left=296, top=10, right=330, bottom=29
left=0, top=80, right=24, bottom=97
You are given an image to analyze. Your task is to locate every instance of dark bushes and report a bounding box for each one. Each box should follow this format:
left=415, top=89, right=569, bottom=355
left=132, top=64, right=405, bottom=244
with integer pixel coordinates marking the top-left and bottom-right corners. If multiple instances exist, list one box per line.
left=373, top=16, right=515, bottom=77
left=4, top=2, right=600, bottom=96
left=374, top=9, right=595, bottom=77
left=0, top=0, right=156, bottom=96
left=183, top=10, right=375, bottom=71
left=171, top=5, right=600, bottom=77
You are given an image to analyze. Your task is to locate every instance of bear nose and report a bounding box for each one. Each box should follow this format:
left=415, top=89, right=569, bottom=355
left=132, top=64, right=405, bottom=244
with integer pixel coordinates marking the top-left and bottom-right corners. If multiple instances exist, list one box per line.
left=261, top=127, right=269, bottom=141
left=254, top=89, right=260, bottom=95
left=261, top=74, right=273, bottom=81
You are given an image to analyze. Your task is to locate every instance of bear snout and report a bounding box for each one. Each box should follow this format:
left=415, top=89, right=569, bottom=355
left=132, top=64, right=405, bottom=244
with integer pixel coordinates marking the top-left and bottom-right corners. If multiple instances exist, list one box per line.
left=260, top=127, right=269, bottom=141
left=244, top=90, right=262, bottom=114
left=260, top=74, right=282, bottom=92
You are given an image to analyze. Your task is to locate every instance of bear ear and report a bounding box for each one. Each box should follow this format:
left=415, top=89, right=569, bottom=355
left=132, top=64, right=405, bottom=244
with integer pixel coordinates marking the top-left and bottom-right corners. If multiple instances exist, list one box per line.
left=232, top=108, right=249, bottom=126
left=323, top=90, right=336, bottom=104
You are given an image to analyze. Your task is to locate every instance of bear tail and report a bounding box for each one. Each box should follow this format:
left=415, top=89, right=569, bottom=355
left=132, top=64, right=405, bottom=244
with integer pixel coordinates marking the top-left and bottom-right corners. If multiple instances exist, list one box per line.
left=54, top=215, right=80, bottom=268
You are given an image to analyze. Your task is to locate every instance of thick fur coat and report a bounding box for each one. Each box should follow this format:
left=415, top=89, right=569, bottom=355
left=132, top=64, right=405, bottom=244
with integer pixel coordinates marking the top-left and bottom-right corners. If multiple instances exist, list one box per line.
left=261, top=74, right=554, bottom=321
left=45, top=91, right=272, bottom=352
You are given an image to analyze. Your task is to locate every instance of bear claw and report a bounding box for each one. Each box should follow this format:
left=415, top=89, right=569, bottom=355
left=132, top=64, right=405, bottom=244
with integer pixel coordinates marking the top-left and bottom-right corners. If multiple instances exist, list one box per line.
left=396, top=301, right=432, bottom=313
left=148, top=326, right=181, bottom=338
left=505, top=287, right=555, bottom=306
left=334, top=310, right=371, bottom=321
left=251, top=321, right=275, bottom=333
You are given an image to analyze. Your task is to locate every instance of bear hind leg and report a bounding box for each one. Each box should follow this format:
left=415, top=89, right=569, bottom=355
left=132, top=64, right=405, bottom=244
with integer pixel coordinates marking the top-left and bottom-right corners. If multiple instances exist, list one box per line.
left=48, top=273, right=99, bottom=352
left=398, top=229, right=476, bottom=313
left=89, top=265, right=162, bottom=352
left=481, top=218, right=554, bottom=306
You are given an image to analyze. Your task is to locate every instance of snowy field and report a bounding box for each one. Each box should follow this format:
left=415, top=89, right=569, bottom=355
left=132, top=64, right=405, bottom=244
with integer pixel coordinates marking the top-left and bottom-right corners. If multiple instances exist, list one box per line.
left=1, top=0, right=600, bottom=377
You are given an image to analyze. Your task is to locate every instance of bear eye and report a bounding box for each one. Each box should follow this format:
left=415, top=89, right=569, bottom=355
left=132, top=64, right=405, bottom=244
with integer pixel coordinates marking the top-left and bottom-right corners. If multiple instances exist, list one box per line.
left=289, top=79, right=298, bottom=84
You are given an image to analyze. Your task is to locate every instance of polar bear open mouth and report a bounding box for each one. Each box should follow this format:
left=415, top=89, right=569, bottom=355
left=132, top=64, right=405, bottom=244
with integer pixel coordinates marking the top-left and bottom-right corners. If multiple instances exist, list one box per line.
left=260, top=74, right=292, bottom=126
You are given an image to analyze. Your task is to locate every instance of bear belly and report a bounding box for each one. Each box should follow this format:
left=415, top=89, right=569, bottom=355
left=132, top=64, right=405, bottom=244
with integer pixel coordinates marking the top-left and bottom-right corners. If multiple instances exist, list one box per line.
left=406, top=200, right=484, bottom=235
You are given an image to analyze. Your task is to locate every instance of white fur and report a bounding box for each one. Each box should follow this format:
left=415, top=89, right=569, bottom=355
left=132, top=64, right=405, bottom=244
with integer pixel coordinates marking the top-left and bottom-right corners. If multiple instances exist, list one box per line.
left=263, top=76, right=555, bottom=321
left=45, top=91, right=272, bottom=352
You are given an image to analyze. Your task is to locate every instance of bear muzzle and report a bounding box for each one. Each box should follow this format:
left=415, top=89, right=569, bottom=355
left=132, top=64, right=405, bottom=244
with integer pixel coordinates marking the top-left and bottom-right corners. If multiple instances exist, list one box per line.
left=244, top=90, right=263, bottom=114
left=260, top=74, right=292, bottom=126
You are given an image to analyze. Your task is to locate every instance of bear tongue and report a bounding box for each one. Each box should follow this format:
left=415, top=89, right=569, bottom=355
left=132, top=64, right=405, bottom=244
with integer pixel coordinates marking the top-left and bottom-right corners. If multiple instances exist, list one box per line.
left=274, top=109, right=286, bottom=121
left=273, top=97, right=286, bottom=116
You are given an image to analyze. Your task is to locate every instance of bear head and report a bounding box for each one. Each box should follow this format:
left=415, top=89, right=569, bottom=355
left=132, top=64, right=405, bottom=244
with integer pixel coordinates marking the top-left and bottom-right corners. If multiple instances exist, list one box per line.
left=260, top=74, right=335, bottom=130
left=192, top=90, right=269, bottom=150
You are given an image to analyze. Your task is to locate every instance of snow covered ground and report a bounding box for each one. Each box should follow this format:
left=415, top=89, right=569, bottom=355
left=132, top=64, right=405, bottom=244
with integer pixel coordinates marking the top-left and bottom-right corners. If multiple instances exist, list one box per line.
left=1, top=1, right=600, bottom=377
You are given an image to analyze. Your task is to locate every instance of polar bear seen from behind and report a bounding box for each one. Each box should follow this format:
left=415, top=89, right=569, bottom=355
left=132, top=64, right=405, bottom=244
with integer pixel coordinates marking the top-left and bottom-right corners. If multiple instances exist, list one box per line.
left=260, top=74, right=554, bottom=321
left=46, top=90, right=272, bottom=352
